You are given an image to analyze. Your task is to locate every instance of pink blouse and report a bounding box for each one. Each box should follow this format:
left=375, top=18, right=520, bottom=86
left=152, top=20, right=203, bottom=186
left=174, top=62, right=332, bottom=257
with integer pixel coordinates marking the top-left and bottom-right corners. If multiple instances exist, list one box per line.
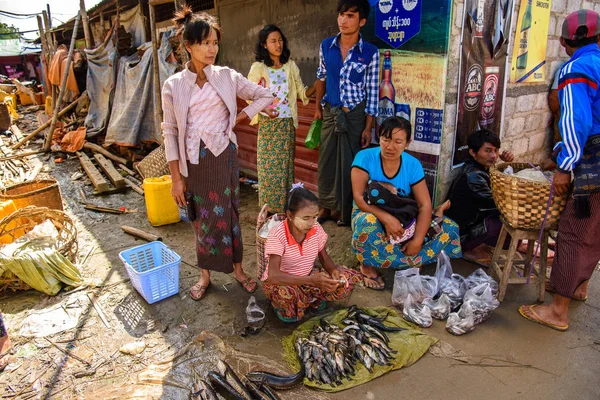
left=185, top=82, right=230, bottom=162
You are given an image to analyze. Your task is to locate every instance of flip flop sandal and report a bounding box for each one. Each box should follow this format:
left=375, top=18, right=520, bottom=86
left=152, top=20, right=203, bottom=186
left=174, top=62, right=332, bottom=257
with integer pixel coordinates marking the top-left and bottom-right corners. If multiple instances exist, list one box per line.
left=545, top=281, right=588, bottom=301
left=518, top=305, right=568, bottom=332
left=336, top=220, right=349, bottom=227
left=237, top=277, right=258, bottom=294
left=361, top=273, right=385, bottom=291
left=190, top=282, right=210, bottom=301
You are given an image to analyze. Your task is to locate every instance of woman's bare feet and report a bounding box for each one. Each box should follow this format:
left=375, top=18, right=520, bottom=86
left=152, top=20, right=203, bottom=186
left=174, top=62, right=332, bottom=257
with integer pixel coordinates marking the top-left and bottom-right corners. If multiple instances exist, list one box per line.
left=519, top=304, right=569, bottom=331
left=546, top=279, right=589, bottom=301
left=433, top=200, right=451, bottom=218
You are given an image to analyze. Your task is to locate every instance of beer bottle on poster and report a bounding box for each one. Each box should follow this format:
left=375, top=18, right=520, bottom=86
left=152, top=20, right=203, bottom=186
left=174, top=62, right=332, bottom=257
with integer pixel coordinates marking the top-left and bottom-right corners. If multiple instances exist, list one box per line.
left=378, top=50, right=395, bottom=126
left=463, top=1, right=484, bottom=116
left=516, top=0, right=532, bottom=70
left=480, top=66, right=500, bottom=128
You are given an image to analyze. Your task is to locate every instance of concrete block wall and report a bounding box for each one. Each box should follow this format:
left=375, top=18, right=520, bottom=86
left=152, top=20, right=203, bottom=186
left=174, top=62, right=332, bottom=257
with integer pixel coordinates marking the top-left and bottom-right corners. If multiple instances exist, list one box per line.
left=437, top=0, right=593, bottom=200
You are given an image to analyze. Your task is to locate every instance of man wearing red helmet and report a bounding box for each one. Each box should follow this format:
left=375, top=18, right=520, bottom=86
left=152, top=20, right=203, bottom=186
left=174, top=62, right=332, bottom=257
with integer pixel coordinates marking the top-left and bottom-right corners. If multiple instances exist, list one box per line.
left=520, top=9, right=600, bottom=331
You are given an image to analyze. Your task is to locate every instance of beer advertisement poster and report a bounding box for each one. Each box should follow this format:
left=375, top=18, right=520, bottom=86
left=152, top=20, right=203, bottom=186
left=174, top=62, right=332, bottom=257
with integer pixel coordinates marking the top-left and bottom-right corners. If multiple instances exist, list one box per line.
left=452, top=0, right=515, bottom=167
left=510, top=0, right=552, bottom=83
left=363, top=0, right=453, bottom=198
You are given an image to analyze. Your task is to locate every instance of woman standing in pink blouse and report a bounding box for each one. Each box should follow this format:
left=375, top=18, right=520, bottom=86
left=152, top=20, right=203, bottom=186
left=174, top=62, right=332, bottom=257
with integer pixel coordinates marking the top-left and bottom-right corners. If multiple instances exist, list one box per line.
left=162, top=7, right=276, bottom=300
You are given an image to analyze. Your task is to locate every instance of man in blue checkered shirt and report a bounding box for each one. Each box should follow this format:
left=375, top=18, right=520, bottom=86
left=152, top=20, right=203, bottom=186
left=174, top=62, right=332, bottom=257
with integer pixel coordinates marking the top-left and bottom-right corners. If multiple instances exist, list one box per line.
left=314, top=0, right=379, bottom=226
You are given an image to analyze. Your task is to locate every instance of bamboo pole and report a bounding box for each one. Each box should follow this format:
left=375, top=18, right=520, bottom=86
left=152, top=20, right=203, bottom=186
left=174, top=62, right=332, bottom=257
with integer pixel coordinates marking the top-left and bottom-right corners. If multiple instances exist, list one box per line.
left=44, top=12, right=81, bottom=151
left=12, top=92, right=88, bottom=150
left=149, top=3, right=162, bottom=122
left=80, top=0, right=93, bottom=49
left=36, top=16, right=50, bottom=96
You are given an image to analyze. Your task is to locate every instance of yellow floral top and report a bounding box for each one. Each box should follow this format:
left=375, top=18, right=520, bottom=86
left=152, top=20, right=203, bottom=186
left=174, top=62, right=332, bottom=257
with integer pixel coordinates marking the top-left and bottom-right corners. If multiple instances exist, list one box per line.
left=247, top=60, right=310, bottom=128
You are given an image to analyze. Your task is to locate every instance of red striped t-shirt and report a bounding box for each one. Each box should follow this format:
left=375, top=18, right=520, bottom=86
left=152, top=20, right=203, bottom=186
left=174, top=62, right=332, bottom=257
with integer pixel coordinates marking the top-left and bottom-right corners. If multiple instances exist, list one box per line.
left=262, top=219, right=328, bottom=281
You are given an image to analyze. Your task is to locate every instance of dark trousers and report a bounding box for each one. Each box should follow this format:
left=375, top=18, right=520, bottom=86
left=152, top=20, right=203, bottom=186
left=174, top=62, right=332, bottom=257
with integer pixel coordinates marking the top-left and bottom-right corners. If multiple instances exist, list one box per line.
left=317, top=102, right=366, bottom=224
left=461, top=215, right=503, bottom=251
left=549, top=192, right=600, bottom=298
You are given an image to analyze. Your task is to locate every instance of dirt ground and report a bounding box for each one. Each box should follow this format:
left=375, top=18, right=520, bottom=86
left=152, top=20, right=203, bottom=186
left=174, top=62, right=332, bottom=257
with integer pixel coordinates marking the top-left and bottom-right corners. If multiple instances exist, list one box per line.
left=1, top=127, right=600, bottom=399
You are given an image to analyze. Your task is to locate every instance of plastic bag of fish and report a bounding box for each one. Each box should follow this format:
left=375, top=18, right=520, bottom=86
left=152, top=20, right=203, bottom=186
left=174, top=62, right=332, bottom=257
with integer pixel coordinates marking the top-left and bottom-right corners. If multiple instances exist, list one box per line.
left=445, top=282, right=500, bottom=335
left=295, top=306, right=404, bottom=386
left=391, top=268, right=426, bottom=307
left=465, top=268, right=499, bottom=297
left=422, top=293, right=452, bottom=320
left=402, top=293, right=432, bottom=328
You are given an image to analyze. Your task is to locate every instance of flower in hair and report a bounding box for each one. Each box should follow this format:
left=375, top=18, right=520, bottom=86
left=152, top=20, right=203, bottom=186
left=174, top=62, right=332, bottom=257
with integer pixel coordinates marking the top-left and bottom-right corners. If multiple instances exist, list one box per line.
left=290, top=182, right=304, bottom=192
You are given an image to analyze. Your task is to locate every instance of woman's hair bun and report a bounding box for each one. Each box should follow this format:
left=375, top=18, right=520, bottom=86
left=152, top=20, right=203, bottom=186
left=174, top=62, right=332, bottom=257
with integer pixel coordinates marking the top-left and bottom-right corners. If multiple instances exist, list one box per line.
left=173, top=4, right=194, bottom=28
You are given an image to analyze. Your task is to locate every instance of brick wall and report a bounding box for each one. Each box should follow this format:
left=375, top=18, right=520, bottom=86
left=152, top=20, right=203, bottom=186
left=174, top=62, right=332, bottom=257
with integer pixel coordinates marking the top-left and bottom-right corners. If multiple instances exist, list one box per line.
left=437, top=0, right=600, bottom=201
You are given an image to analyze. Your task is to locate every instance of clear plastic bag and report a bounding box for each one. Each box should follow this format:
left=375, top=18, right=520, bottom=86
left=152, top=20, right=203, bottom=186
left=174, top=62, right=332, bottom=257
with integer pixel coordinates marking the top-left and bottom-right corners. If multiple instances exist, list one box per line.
left=463, top=283, right=500, bottom=324
left=446, top=301, right=476, bottom=336
left=423, top=293, right=452, bottom=320
left=392, top=268, right=425, bottom=307
left=466, top=268, right=499, bottom=297
left=439, top=274, right=467, bottom=311
left=420, top=275, right=439, bottom=299
left=434, top=250, right=453, bottom=283
left=246, top=296, right=265, bottom=326
left=403, top=294, right=432, bottom=328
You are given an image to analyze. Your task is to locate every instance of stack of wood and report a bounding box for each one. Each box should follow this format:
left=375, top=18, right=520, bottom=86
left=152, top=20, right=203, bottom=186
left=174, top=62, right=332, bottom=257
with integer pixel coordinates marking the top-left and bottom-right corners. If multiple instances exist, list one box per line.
left=0, top=125, right=43, bottom=189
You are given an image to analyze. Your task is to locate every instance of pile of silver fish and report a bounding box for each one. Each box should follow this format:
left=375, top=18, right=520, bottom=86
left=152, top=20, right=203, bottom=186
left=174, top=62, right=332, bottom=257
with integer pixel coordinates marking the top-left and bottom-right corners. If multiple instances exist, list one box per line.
left=295, top=306, right=404, bottom=386
left=192, top=359, right=287, bottom=400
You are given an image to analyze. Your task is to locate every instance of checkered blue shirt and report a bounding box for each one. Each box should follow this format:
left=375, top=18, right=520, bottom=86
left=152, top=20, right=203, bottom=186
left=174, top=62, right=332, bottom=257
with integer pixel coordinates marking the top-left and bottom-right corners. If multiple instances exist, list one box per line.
left=317, top=34, right=379, bottom=117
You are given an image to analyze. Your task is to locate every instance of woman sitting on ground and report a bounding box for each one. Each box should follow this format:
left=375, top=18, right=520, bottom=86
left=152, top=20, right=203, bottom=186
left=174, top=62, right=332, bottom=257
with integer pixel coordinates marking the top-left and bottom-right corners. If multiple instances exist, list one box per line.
left=351, top=116, right=462, bottom=290
left=261, top=184, right=362, bottom=322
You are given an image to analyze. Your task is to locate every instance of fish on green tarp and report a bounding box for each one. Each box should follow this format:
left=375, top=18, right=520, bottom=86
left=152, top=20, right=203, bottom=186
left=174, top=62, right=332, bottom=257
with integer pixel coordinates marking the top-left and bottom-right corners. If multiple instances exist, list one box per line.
left=282, top=306, right=438, bottom=393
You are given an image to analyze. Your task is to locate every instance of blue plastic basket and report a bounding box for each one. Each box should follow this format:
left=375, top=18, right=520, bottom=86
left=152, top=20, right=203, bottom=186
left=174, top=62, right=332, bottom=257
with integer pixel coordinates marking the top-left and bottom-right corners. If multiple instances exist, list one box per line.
left=118, top=241, right=181, bottom=304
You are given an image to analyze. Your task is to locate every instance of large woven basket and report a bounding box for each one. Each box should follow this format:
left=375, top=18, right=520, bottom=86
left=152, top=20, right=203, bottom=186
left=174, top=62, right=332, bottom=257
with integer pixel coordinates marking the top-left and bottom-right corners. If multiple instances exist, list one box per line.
left=255, top=204, right=285, bottom=280
left=1, top=179, right=63, bottom=211
left=0, top=206, right=78, bottom=292
left=490, top=163, right=567, bottom=230
left=135, top=144, right=170, bottom=179
left=0, top=206, right=77, bottom=261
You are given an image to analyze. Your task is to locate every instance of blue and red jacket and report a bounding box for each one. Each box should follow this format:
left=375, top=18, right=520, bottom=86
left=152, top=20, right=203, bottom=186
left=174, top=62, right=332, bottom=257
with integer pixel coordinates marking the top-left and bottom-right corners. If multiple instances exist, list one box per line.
left=556, top=43, right=600, bottom=174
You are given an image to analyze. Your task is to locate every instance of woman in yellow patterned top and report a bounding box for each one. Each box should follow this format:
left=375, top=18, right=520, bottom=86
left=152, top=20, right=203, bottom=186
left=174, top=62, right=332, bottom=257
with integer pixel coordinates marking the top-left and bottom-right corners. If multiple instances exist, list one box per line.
left=248, top=24, right=316, bottom=214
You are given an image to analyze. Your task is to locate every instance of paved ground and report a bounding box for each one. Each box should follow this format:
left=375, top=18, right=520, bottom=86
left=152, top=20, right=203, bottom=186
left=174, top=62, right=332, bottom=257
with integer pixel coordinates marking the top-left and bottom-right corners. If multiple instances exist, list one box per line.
left=1, top=157, right=599, bottom=399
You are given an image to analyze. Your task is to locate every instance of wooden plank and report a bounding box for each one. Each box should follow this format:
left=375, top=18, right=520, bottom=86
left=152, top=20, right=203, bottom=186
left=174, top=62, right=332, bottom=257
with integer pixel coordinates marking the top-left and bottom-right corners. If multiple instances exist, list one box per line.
left=83, top=142, right=128, bottom=165
left=149, top=0, right=174, bottom=5
left=123, top=177, right=144, bottom=196
left=77, top=151, right=109, bottom=193
left=94, top=153, right=126, bottom=189
left=9, top=125, right=23, bottom=141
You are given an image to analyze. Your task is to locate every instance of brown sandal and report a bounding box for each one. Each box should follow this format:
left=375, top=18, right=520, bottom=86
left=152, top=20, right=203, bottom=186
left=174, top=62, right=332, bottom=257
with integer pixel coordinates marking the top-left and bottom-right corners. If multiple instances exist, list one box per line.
left=190, top=282, right=210, bottom=301
left=236, top=277, right=257, bottom=293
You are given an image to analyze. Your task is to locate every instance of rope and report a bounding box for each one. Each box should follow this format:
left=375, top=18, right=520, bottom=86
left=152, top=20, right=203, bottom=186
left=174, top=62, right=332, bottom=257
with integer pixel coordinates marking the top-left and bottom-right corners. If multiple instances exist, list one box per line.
left=525, top=163, right=554, bottom=284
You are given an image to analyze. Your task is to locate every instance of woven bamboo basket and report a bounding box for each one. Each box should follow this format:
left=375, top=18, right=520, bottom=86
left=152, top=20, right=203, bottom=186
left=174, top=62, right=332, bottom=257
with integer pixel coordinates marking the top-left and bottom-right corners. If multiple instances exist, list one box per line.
left=0, top=206, right=78, bottom=292
left=490, top=163, right=567, bottom=230
left=135, top=144, right=170, bottom=179
left=0, top=179, right=63, bottom=211
left=255, top=204, right=285, bottom=280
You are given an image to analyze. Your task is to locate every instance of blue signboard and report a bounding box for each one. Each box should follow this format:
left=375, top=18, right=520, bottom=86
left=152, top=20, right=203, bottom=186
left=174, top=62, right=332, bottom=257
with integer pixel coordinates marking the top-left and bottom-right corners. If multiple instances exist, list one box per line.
left=375, top=0, right=423, bottom=48
left=414, top=108, right=443, bottom=144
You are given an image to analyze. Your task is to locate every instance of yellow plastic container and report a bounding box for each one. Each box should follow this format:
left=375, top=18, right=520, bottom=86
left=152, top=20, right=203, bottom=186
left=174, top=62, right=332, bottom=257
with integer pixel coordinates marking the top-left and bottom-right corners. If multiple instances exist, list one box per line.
left=143, top=175, right=181, bottom=226
left=45, top=95, right=52, bottom=115
left=0, top=200, right=25, bottom=244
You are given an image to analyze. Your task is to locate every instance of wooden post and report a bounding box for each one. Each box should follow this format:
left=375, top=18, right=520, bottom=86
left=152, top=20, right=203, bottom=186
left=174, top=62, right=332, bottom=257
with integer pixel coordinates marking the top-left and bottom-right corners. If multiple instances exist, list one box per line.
left=36, top=16, right=49, bottom=96
left=44, top=11, right=81, bottom=152
left=149, top=3, right=162, bottom=122
left=42, top=11, right=54, bottom=51
left=80, top=0, right=93, bottom=49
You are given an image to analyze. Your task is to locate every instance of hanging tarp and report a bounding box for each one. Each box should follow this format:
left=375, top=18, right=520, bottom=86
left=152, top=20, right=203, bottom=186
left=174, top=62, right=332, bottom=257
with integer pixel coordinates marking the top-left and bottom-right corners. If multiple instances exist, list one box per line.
left=119, top=5, right=148, bottom=48
left=84, top=25, right=118, bottom=138
left=104, top=28, right=177, bottom=147
left=0, top=39, right=41, bottom=57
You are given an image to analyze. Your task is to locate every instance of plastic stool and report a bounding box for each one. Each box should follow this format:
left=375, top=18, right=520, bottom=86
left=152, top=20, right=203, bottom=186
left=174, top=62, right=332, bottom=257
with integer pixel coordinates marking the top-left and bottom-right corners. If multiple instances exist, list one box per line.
left=490, top=218, right=551, bottom=302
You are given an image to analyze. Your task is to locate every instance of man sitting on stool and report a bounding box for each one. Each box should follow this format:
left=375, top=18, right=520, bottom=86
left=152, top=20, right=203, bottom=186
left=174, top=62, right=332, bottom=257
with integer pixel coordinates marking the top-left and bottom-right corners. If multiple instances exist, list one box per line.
left=446, top=129, right=514, bottom=262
